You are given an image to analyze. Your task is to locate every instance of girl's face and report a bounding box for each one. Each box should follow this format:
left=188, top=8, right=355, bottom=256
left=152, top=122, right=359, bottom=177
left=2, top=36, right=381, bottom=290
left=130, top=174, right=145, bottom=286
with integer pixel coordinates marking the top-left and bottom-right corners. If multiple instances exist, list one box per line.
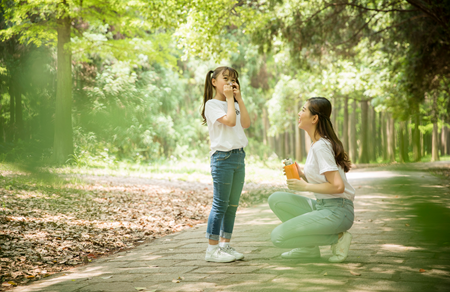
left=212, top=70, right=237, bottom=95
left=298, top=102, right=317, bottom=131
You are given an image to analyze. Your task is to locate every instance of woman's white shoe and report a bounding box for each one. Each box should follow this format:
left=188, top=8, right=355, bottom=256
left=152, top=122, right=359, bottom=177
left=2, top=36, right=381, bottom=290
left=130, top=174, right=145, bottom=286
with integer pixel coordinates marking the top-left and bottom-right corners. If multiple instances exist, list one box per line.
left=281, top=246, right=321, bottom=259
left=205, top=247, right=236, bottom=262
left=329, top=231, right=352, bottom=263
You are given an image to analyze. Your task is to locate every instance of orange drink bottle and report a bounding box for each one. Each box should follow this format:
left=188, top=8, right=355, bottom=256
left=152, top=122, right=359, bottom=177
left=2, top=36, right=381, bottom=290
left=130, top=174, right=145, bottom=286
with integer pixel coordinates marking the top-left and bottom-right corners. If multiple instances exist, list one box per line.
left=283, top=158, right=300, bottom=180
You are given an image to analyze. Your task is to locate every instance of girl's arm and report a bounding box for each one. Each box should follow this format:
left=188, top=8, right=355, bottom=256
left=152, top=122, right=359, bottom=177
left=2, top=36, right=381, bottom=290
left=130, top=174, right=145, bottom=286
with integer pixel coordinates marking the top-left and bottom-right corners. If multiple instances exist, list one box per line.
left=287, top=170, right=345, bottom=194
left=217, top=85, right=237, bottom=127
left=237, top=99, right=251, bottom=129
left=234, top=85, right=250, bottom=129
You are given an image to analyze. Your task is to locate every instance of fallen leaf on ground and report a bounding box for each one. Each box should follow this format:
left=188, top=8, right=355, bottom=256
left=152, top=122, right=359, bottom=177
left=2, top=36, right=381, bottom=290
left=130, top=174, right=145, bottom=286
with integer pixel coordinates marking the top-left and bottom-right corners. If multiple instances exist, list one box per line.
left=135, top=287, right=147, bottom=291
left=101, top=276, right=113, bottom=279
left=405, top=224, right=410, bottom=227
left=350, top=271, right=361, bottom=276
left=323, top=272, right=327, bottom=276
left=419, top=269, right=426, bottom=273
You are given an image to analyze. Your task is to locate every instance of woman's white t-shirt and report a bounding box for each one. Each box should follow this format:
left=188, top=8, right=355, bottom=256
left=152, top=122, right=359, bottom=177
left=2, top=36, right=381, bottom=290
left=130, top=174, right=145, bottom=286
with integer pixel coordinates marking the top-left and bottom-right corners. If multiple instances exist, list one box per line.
left=205, top=99, right=248, bottom=156
left=303, top=138, right=355, bottom=201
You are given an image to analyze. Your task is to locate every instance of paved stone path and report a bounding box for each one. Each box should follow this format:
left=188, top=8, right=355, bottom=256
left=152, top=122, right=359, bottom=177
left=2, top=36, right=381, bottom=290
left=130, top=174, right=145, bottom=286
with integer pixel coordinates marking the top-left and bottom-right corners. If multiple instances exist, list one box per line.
left=14, top=166, right=450, bottom=292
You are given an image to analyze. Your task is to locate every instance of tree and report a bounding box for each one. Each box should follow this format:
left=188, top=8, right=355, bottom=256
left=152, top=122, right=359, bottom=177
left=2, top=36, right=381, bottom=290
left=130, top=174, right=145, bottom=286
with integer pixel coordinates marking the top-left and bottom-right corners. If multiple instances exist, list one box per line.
left=1, top=0, right=248, bottom=164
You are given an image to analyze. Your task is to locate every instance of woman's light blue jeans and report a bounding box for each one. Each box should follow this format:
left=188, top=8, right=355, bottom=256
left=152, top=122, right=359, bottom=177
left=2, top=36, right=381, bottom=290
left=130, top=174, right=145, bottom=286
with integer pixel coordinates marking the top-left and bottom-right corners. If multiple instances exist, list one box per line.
left=268, top=192, right=354, bottom=248
left=206, top=148, right=246, bottom=241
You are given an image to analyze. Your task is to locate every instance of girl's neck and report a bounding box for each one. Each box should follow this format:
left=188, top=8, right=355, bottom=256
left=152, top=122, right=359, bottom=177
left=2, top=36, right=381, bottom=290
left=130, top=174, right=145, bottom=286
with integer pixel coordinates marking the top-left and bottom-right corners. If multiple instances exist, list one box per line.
left=214, top=93, right=226, bottom=101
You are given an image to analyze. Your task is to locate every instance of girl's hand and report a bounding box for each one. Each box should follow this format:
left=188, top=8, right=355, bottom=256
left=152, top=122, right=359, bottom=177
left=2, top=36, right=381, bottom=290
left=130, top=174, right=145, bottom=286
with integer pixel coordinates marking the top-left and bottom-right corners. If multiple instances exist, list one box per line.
left=223, top=83, right=234, bottom=101
left=287, top=179, right=309, bottom=191
left=232, top=82, right=242, bottom=101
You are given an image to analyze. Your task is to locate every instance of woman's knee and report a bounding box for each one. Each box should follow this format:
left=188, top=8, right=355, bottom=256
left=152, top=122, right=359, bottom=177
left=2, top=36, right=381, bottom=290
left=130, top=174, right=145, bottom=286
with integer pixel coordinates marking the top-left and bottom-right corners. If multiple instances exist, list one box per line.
left=268, top=192, right=286, bottom=208
left=270, top=226, right=284, bottom=247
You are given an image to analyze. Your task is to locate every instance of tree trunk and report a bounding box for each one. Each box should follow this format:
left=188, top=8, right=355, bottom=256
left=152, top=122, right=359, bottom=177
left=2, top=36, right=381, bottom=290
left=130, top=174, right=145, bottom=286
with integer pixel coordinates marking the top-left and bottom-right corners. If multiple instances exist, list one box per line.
left=14, top=82, right=23, bottom=141
left=377, top=111, right=382, bottom=159
left=332, top=97, right=337, bottom=130
left=53, top=15, right=73, bottom=164
left=399, top=121, right=410, bottom=163
left=441, top=119, right=446, bottom=156
left=349, top=99, right=357, bottom=163
left=446, top=116, right=450, bottom=155
left=295, top=102, right=302, bottom=162
left=431, top=91, right=439, bottom=162
left=387, top=113, right=396, bottom=162
left=335, top=98, right=340, bottom=137
left=285, top=131, right=290, bottom=159
left=432, top=122, right=440, bottom=161
left=289, top=125, right=295, bottom=159
left=300, top=129, right=306, bottom=159
left=404, top=120, right=410, bottom=162
left=372, top=105, right=377, bottom=161
left=381, top=112, right=387, bottom=161
left=359, top=100, right=369, bottom=163
left=413, top=112, right=421, bottom=161
left=263, top=107, right=269, bottom=146
left=343, top=97, right=349, bottom=152
left=8, top=84, right=15, bottom=142
left=0, top=98, right=3, bottom=143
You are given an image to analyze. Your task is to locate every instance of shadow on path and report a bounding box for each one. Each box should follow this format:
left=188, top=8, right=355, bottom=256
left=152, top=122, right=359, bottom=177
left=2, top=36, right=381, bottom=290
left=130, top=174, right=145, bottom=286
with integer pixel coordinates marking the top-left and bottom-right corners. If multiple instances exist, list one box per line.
left=12, top=166, right=450, bottom=292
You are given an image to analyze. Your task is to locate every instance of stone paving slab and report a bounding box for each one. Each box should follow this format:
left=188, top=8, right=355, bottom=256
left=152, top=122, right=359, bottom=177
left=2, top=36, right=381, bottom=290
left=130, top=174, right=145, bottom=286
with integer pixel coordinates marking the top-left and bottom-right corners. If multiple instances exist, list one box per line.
left=12, top=167, right=450, bottom=292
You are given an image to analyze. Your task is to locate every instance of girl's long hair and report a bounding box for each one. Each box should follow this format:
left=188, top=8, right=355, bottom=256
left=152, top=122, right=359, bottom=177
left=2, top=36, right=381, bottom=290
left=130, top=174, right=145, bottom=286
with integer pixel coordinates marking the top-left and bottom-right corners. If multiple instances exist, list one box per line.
left=307, top=97, right=352, bottom=172
left=201, top=66, right=240, bottom=125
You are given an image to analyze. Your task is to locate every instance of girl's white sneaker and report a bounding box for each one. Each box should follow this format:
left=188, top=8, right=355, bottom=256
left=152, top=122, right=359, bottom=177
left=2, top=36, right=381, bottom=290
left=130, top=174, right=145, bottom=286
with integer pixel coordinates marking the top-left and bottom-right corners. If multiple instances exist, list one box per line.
left=329, top=231, right=353, bottom=263
left=221, top=245, right=244, bottom=260
left=205, top=247, right=236, bottom=262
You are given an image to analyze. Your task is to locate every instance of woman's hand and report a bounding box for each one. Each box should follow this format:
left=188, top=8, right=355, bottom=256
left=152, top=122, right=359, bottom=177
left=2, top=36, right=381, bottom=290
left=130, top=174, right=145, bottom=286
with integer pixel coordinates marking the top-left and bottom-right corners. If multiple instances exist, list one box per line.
left=287, top=179, right=309, bottom=191
left=282, top=162, right=307, bottom=181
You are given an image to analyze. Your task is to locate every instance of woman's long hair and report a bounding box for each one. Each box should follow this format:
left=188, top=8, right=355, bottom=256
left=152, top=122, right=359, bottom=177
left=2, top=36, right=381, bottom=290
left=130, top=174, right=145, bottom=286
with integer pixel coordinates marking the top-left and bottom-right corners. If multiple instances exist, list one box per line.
left=307, top=97, right=352, bottom=172
left=201, top=66, right=240, bottom=125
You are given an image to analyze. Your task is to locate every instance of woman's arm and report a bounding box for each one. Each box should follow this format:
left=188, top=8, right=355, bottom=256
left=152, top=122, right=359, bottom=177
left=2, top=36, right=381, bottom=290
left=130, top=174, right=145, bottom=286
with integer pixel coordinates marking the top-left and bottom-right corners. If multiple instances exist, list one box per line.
left=287, top=170, right=345, bottom=194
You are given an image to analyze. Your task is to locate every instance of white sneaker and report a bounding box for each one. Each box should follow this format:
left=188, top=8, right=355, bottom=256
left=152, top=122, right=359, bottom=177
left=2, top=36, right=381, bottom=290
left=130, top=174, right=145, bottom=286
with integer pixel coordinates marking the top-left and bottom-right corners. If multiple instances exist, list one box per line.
left=281, top=246, right=321, bottom=259
left=205, top=247, right=236, bottom=263
left=329, top=231, right=352, bottom=263
left=221, top=245, right=244, bottom=260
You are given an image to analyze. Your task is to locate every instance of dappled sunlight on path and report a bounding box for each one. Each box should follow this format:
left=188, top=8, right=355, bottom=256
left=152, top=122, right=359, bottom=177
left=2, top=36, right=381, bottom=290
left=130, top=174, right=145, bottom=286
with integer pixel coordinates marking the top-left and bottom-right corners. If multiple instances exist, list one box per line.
left=11, top=166, right=450, bottom=292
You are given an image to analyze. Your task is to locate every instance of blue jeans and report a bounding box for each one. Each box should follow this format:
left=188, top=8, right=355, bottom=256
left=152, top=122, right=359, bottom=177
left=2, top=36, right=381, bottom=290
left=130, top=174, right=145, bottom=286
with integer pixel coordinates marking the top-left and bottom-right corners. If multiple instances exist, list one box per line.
left=269, top=192, right=354, bottom=248
left=206, top=148, right=246, bottom=240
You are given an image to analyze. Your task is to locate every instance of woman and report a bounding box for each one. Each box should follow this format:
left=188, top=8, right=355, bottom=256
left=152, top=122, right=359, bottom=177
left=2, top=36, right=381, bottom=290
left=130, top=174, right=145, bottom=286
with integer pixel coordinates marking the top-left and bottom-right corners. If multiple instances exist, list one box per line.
left=269, top=97, right=355, bottom=263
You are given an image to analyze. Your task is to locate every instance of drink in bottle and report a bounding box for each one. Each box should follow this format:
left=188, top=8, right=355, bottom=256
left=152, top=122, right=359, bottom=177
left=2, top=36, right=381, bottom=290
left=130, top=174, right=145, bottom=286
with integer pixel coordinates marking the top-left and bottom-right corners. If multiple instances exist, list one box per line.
left=283, top=158, right=300, bottom=180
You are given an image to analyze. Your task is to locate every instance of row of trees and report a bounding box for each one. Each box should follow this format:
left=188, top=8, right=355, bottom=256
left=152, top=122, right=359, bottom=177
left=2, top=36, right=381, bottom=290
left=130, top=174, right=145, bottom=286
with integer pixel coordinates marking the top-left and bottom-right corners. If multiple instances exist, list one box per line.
left=0, top=0, right=449, bottom=165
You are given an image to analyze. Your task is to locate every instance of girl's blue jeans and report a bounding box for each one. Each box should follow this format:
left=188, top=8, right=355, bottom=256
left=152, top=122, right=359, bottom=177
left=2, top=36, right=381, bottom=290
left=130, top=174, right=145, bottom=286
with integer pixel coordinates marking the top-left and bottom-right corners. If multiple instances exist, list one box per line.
left=269, top=192, right=354, bottom=247
left=206, top=148, right=246, bottom=241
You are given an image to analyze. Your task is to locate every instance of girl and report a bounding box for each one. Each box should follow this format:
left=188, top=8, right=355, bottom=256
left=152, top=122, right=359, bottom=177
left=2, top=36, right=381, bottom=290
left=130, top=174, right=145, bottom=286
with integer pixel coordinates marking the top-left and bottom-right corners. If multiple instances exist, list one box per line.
left=201, top=66, right=251, bottom=263
left=269, top=97, right=355, bottom=263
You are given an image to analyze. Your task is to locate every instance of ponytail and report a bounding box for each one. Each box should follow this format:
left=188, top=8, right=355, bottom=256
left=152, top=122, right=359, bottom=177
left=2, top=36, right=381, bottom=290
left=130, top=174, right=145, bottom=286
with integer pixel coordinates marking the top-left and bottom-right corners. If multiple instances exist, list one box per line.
left=201, top=67, right=240, bottom=125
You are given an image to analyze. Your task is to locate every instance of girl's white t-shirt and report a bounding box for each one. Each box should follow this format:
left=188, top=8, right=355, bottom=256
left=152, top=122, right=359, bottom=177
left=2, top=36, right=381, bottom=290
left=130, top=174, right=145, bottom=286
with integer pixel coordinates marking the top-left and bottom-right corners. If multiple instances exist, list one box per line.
left=205, top=99, right=248, bottom=156
left=303, top=138, right=355, bottom=201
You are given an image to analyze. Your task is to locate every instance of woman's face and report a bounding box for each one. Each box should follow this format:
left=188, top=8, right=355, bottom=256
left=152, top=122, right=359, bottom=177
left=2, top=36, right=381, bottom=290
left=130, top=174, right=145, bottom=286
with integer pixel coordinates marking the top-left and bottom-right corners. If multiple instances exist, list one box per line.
left=212, top=70, right=237, bottom=95
left=298, top=102, right=317, bottom=130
